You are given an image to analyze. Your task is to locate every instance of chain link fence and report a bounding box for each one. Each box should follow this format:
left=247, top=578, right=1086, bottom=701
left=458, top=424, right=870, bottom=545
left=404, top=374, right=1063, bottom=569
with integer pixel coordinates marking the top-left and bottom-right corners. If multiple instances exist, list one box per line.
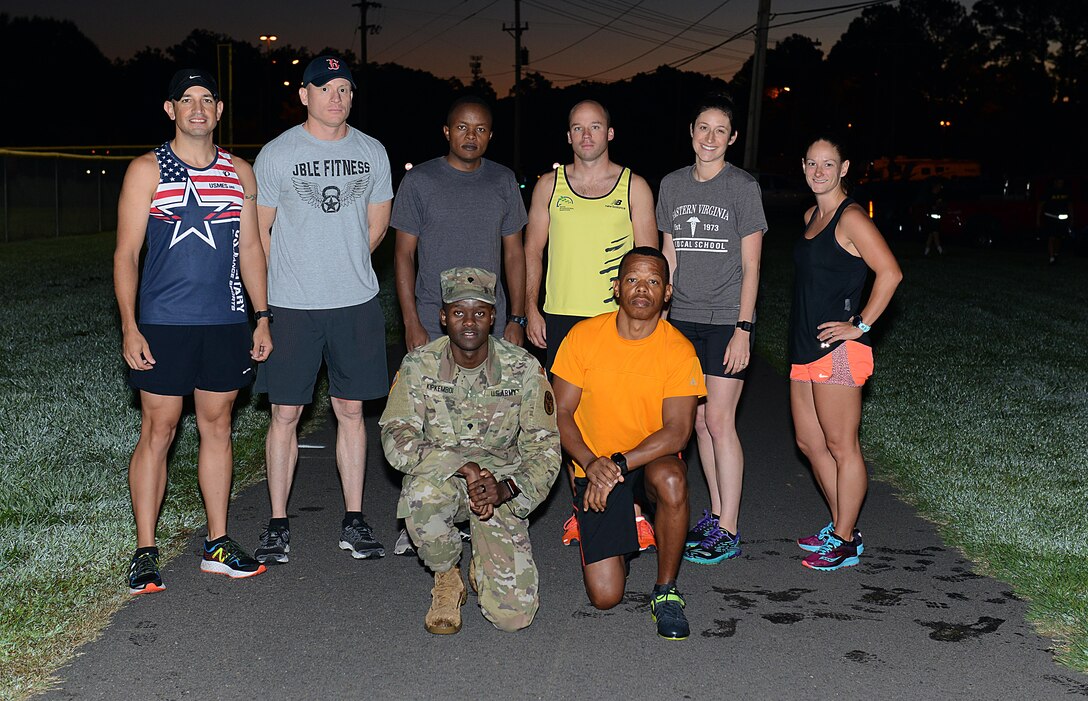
left=0, top=148, right=134, bottom=243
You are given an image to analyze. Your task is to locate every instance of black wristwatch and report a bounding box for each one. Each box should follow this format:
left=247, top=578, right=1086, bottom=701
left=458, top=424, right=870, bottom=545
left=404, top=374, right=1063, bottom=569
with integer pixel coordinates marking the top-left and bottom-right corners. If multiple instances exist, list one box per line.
left=735, top=320, right=754, bottom=332
left=501, top=478, right=521, bottom=503
left=508, top=315, right=528, bottom=328
left=254, top=310, right=274, bottom=322
left=610, top=452, right=629, bottom=477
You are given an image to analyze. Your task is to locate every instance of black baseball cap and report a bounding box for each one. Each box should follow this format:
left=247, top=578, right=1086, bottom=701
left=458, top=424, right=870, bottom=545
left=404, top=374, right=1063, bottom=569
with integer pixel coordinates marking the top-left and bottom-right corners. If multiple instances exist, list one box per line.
left=167, top=69, right=219, bottom=101
left=302, top=55, right=356, bottom=88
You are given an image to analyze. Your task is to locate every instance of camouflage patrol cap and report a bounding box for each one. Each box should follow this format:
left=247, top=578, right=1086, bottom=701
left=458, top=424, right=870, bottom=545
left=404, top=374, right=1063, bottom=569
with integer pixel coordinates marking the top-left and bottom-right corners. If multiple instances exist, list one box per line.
left=440, top=267, right=497, bottom=305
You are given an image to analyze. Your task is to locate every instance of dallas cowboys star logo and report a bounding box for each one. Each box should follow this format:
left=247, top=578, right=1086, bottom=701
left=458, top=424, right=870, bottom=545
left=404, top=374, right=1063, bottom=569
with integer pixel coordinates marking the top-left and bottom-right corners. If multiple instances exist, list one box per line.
left=157, top=178, right=232, bottom=249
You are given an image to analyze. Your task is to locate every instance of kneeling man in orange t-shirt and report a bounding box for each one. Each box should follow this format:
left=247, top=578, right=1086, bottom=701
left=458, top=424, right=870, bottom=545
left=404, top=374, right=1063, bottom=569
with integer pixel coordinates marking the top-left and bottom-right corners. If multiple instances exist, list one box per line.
left=551, top=246, right=707, bottom=640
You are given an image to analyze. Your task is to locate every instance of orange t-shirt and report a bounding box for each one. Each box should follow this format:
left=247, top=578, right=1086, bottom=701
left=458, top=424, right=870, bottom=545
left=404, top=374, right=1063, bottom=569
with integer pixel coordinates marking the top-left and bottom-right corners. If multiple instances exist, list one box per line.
left=551, top=312, right=707, bottom=477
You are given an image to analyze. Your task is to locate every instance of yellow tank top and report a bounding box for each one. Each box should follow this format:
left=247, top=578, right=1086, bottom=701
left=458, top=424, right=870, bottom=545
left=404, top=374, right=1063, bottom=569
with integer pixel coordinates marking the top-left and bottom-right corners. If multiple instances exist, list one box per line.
left=544, top=166, right=634, bottom=316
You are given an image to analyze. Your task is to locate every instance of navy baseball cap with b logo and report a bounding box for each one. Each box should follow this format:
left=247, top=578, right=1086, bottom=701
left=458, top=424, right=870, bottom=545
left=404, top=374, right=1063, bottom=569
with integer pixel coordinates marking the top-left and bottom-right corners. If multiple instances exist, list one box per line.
left=303, top=56, right=357, bottom=88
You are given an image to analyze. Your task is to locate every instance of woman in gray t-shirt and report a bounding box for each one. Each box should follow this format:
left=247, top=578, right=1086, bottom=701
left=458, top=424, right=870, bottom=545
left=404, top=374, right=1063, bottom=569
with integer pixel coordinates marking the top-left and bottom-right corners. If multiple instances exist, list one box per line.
left=656, top=94, right=767, bottom=565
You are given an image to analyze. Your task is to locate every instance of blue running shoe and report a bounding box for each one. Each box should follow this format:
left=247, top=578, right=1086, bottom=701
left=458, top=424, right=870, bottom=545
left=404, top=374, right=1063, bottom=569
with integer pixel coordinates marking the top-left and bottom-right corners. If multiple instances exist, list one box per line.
left=685, top=510, right=719, bottom=548
left=683, top=526, right=742, bottom=564
left=798, top=522, right=864, bottom=554
left=651, top=583, right=689, bottom=640
left=802, top=533, right=860, bottom=571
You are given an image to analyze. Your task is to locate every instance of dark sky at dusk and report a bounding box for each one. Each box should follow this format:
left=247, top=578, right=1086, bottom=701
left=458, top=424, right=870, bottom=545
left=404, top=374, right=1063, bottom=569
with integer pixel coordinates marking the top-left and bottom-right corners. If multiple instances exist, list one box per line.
left=4, top=0, right=932, bottom=91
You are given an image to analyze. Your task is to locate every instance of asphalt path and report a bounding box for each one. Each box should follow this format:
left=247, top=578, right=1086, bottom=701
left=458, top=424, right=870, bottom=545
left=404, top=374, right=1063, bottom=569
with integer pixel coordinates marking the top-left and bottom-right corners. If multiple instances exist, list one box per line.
left=41, top=352, right=1088, bottom=700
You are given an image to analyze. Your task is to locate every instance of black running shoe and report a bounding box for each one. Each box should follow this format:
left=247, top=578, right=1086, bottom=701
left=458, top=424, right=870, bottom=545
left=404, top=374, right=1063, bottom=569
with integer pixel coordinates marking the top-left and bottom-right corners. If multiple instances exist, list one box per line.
left=128, top=549, right=165, bottom=595
left=254, top=523, right=291, bottom=564
left=650, top=583, right=690, bottom=640
left=200, top=537, right=267, bottom=578
left=339, top=517, right=385, bottom=559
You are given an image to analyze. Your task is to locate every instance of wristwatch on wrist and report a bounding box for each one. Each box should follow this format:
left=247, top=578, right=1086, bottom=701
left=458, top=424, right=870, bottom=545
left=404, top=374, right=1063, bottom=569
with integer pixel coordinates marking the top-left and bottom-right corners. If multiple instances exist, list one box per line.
left=735, top=320, right=754, bottom=332
left=254, top=310, right=274, bottom=323
left=610, top=452, right=629, bottom=477
left=502, top=478, right=521, bottom=503
left=852, top=315, right=872, bottom=333
left=508, top=315, right=528, bottom=328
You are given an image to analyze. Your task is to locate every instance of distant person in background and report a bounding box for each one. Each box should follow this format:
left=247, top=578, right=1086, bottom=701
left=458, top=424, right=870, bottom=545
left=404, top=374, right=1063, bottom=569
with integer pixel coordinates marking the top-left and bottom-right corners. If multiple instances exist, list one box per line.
left=657, top=94, right=766, bottom=566
left=114, top=68, right=271, bottom=594
left=523, top=99, right=657, bottom=549
left=252, top=55, right=393, bottom=564
left=1040, top=178, right=1071, bottom=265
left=920, top=178, right=945, bottom=256
left=790, top=136, right=902, bottom=571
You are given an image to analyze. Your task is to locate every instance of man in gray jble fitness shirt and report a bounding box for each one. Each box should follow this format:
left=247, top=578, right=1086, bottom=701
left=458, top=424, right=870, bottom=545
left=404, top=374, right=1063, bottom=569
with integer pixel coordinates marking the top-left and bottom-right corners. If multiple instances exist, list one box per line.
left=252, top=55, right=394, bottom=564
left=392, top=95, right=528, bottom=350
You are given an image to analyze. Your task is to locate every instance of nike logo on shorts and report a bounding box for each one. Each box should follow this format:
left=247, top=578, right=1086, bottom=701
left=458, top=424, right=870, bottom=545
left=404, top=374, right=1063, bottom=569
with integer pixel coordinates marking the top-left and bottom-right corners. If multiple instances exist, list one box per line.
left=817, top=373, right=830, bottom=379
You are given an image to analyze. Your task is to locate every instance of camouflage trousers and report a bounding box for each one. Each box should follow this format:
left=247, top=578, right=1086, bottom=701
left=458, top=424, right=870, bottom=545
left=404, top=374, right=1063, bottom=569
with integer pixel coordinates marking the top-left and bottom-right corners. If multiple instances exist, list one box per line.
left=402, top=474, right=539, bottom=632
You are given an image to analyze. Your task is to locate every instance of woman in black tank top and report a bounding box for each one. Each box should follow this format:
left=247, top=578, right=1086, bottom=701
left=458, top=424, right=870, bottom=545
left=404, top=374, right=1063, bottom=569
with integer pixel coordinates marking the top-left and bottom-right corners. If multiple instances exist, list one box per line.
left=789, top=137, right=902, bottom=571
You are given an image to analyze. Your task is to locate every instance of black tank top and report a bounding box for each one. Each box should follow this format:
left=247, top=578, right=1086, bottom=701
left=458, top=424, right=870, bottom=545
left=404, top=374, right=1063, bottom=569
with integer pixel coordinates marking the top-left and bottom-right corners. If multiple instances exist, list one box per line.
left=788, top=197, right=871, bottom=364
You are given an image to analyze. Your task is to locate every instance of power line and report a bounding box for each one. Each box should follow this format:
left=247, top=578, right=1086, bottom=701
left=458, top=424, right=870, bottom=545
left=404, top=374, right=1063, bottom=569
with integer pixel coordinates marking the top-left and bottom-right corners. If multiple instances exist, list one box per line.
left=529, top=0, right=647, bottom=64
left=378, top=0, right=503, bottom=64
left=571, top=0, right=737, bottom=81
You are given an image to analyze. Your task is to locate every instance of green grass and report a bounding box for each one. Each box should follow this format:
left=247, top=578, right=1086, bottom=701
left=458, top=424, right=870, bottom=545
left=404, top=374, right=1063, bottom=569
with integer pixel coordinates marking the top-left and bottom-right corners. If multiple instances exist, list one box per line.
left=3, top=226, right=1086, bottom=694
left=0, top=231, right=398, bottom=699
left=754, top=226, right=1088, bottom=670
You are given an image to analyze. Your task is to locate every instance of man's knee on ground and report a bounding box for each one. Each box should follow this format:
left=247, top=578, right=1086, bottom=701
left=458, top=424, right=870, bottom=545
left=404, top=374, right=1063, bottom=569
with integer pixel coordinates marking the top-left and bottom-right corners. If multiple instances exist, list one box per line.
left=583, top=566, right=625, bottom=610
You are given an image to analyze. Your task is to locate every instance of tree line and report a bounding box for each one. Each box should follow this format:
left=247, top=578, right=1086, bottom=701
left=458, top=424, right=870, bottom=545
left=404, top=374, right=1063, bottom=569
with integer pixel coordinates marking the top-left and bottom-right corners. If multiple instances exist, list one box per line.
left=1, top=0, right=1083, bottom=181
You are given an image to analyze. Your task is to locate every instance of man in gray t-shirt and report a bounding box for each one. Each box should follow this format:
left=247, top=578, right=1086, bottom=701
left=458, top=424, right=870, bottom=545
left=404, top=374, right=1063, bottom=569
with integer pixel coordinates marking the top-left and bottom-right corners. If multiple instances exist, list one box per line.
left=252, top=55, right=394, bottom=564
left=391, top=96, right=528, bottom=350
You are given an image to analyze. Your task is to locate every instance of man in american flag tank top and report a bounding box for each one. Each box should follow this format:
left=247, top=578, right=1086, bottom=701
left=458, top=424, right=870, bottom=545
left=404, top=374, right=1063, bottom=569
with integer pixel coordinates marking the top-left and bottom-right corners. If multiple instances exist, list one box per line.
left=114, top=69, right=273, bottom=595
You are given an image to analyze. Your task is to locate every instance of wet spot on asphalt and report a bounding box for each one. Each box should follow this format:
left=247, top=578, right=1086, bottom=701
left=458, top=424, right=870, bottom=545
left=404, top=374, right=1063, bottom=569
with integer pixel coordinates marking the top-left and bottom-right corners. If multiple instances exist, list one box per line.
left=843, top=650, right=882, bottom=664
left=763, top=612, right=805, bottom=625
left=701, top=618, right=738, bottom=638
left=916, top=616, right=1004, bottom=641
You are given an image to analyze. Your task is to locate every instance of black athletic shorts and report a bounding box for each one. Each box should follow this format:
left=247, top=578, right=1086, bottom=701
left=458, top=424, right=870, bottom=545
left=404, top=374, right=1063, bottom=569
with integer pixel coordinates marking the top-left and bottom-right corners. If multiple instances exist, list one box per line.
left=128, top=323, right=252, bottom=396
left=254, top=298, right=388, bottom=405
left=573, top=469, right=649, bottom=566
left=545, top=313, right=589, bottom=373
left=671, top=318, right=752, bottom=380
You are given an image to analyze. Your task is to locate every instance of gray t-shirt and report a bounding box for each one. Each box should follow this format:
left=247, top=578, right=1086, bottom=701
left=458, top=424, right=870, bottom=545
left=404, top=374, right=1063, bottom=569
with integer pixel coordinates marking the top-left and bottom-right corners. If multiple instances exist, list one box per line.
left=255, top=124, right=393, bottom=310
left=390, top=157, right=527, bottom=339
left=656, top=163, right=767, bottom=324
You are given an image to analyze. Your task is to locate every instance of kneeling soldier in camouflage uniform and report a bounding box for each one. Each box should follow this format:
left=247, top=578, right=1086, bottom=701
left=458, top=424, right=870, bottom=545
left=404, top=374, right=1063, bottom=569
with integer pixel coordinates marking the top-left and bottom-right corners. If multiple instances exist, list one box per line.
left=380, top=267, right=561, bottom=634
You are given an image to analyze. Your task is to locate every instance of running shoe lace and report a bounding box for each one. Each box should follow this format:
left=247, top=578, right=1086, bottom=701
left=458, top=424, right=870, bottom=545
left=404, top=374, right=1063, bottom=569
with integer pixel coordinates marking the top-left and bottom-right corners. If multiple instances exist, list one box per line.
left=653, top=589, right=686, bottom=616
left=129, top=552, right=158, bottom=580
left=699, top=526, right=731, bottom=549
left=213, top=538, right=246, bottom=564
left=344, top=521, right=375, bottom=542
left=693, top=510, right=715, bottom=532
left=816, top=535, right=843, bottom=556
left=259, top=526, right=287, bottom=547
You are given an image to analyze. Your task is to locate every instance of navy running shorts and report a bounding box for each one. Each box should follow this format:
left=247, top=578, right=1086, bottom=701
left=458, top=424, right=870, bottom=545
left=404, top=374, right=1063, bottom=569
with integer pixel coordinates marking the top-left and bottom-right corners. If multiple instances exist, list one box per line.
left=128, top=322, right=253, bottom=396
left=671, top=318, right=752, bottom=380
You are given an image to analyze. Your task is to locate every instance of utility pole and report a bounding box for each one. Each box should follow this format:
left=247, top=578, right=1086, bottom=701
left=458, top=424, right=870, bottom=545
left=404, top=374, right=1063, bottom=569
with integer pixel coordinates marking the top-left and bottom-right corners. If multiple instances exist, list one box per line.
left=503, top=0, right=528, bottom=179
left=353, top=0, right=382, bottom=129
left=743, top=0, right=771, bottom=172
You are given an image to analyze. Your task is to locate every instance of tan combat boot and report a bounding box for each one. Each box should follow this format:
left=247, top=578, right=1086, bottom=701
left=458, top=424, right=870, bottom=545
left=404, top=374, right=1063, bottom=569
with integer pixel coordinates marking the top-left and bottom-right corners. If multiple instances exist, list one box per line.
left=425, top=566, right=467, bottom=634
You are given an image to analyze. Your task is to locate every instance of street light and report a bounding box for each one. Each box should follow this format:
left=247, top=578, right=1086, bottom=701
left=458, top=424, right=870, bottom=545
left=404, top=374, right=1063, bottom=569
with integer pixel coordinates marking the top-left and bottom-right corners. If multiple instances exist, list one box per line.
left=259, top=34, right=278, bottom=53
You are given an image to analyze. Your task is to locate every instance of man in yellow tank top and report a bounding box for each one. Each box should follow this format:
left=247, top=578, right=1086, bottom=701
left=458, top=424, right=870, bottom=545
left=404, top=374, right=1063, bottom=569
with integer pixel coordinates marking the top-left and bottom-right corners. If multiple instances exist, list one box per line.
left=524, top=100, right=657, bottom=371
